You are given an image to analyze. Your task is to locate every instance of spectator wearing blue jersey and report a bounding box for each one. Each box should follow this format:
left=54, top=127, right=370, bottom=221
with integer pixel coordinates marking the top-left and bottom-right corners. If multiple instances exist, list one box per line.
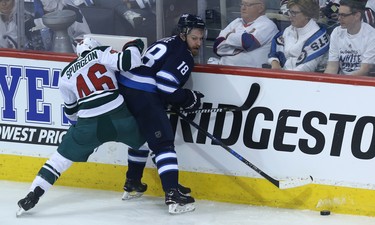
left=268, top=0, right=330, bottom=72
left=117, top=14, right=206, bottom=214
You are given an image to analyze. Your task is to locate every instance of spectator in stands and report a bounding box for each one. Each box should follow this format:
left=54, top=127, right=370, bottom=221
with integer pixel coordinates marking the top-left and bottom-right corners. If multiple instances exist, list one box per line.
left=27, top=0, right=91, bottom=51
left=282, top=0, right=375, bottom=31
left=268, top=0, right=329, bottom=72
left=92, top=0, right=156, bottom=43
left=324, top=0, right=375, bottom=76
left=320, top=0, right=375, bottom=28
left=92, top=0, right=197, bottom=44
left=313, top=0, right=375, bottom=28
left=92, top=0, right=154, bottom=29
left=0, top=0, right=17, bottom=48
left=281, top=0, right=339, bottom=15
left=210, top=0, right=278, bottom=68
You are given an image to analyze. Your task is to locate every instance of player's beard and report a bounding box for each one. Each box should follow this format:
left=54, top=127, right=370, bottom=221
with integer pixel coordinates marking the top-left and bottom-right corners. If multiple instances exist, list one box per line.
left=190, top=47, right=199, bottom=56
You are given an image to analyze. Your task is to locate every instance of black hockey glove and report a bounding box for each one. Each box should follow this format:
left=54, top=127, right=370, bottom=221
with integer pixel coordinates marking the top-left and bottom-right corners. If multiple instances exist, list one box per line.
left=122, top=39, right=144, bottom=54
left=182, top=90, right=204, bottom=110
left=164, top=88, right=204, bottom=110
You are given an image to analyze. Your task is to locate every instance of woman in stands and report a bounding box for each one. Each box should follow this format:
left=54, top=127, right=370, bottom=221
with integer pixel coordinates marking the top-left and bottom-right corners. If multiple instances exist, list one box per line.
left=268, top=0, right=329, bottom=72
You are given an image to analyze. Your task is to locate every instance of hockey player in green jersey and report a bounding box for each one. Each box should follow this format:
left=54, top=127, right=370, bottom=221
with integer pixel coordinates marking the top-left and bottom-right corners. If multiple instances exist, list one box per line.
left=16, top=37, right=146, bottom=216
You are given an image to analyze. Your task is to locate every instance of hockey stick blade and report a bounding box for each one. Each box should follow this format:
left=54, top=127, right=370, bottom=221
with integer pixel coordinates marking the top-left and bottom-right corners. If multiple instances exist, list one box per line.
left=168, top=82, right=260, bottom=114
left=16, top=207, right=25, bottom=217
left=278, top=176, right=313, bottom=189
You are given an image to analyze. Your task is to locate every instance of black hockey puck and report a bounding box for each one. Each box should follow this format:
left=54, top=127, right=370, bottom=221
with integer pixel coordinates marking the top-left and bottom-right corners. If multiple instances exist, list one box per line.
left=320, top=210, right=331, bottom=216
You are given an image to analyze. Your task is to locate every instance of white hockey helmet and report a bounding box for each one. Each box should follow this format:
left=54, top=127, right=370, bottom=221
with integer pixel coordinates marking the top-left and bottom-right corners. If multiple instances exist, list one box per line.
left=75, top=37, right=101, bottom=57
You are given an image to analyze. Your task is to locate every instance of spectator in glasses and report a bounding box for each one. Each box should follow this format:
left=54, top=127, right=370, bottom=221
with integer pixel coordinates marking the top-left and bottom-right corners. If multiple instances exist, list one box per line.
left=324, top=0, right=375, bottom=76
left=268, top=0, right=329, bottom=72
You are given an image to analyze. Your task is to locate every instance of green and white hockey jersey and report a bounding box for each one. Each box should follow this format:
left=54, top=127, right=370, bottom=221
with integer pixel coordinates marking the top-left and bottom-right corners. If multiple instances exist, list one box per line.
left=59, top=45, right=141, bottom=121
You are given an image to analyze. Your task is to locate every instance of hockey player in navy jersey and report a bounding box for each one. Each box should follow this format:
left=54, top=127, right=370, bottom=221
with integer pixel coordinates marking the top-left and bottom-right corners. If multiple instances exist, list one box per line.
left=117, top=13, right=206, bottom=214
left=16, top=37, right=146, bottom=216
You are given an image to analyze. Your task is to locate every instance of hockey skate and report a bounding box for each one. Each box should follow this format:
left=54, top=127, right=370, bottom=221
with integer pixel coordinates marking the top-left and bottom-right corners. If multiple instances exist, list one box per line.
left=122, top=179, right=147, bottom=200
left=165, top=188, right=195, bottom=214
left=16, top=186, right=45, bottom=217
left=178, top=183, right=191, bottom=196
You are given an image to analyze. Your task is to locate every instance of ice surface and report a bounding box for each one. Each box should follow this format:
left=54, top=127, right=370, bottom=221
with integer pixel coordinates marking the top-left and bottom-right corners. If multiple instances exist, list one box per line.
left=1, top=180, right=375, bottom=225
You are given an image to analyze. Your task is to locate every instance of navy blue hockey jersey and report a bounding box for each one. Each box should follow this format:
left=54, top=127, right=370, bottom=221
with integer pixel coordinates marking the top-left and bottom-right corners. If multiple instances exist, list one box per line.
left=117, top=35, right=194, bottom=95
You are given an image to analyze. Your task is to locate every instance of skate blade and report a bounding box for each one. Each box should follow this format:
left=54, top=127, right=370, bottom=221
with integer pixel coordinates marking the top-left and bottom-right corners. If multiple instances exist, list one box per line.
left=121, top=191, right=144, bottom=200
left=168, top=203, right=195, bottom=214
left=16, top=207, right=25, bottom=217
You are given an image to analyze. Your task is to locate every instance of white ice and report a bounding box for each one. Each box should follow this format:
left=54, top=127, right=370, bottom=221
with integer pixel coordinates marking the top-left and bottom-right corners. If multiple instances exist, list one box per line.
left=1, top=180, right=375, bottom=225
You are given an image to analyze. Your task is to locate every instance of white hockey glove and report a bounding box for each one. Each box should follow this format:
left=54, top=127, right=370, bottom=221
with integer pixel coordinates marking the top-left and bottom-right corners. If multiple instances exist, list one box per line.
left=122, top=38, right=145, bottom=54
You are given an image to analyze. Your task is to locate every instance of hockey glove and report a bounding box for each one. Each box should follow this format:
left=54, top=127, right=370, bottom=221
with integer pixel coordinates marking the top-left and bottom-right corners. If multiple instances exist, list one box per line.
left=122, top=39, right=144, bottom=54
left=164, top=88, right=204, bottom=110
left=182, top=90, right=204, bottom=110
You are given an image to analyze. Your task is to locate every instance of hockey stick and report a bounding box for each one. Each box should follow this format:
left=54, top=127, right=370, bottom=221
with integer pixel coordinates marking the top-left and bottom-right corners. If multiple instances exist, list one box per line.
left=175, top=112, right=313, bottom=190
left=167, top=83, right=260, bottom=115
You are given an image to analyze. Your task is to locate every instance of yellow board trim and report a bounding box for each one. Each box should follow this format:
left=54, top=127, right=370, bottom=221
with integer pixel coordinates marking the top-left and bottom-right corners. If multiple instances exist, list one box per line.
left=2, top=154, right=375, bottom=216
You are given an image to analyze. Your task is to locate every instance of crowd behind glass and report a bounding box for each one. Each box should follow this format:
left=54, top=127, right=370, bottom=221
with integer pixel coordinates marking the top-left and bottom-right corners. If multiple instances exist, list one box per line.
left=1, top=0, right=374, bottom=76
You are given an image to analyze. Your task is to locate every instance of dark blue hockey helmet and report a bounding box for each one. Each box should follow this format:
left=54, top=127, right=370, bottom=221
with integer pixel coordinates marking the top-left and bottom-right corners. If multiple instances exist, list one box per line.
left=177, top=14, right=206, bottom=35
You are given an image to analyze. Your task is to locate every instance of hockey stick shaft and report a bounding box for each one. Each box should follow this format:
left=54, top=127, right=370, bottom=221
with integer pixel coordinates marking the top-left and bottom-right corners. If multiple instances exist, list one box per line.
left=167, top=83, right=260, bottom=115
left=175, top=110, right=281, bottom=188
left=177, top=111, right=313, bottom=189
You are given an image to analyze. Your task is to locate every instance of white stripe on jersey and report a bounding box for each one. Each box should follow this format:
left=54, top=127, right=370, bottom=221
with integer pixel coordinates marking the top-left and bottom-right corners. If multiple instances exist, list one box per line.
left=156, top=71, right=180, bottom=84
left=78, top=94, right=124, bottom=118
left=65, top=102, right=78, bottom=109
left=120, top=71, right=156, bottom=85
left=156, top=83, right=177, bottom=94
left=79, top=90, right=114, bottom=104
